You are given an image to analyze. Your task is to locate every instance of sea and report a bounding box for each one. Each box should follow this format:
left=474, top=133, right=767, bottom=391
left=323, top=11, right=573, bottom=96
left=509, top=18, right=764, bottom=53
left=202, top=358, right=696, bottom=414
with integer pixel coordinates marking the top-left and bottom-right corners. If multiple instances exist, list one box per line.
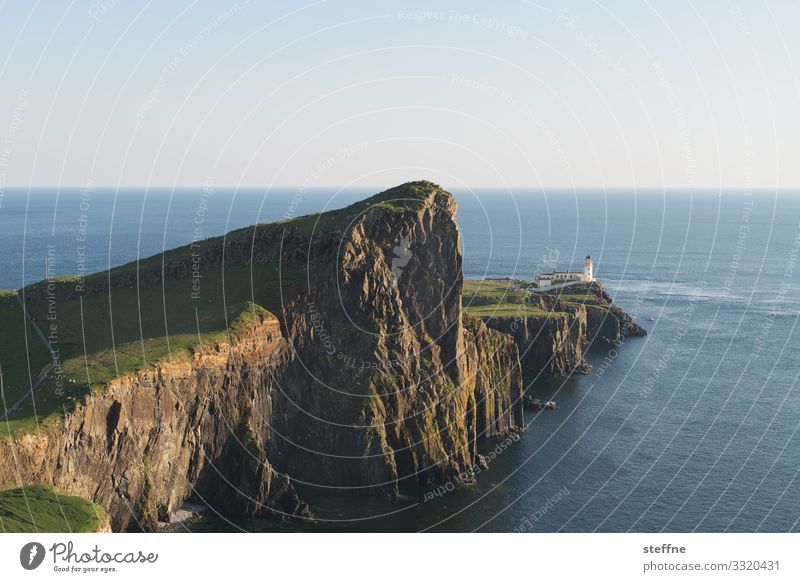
left=1, top=186, right=798, bottom=532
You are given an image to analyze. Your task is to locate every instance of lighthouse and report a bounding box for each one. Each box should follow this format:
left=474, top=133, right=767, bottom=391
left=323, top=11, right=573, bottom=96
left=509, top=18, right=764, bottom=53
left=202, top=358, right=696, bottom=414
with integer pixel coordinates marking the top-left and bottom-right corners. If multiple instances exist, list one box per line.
left=533, top=253, right=596, bottom=289
left=583, top=255, right=594, bottom=282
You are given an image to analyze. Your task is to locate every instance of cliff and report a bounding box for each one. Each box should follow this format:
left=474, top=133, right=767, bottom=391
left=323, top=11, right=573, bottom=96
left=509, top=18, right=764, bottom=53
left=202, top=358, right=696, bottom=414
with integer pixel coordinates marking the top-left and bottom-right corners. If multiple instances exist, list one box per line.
left=465, top=281, right=646, bottom=379
left=482, top=310, right=589, bottom=377
left=267, top=184, right=524, bottom=495
left=0, top=181, right=524, bottom=531
left=0, top=308, right=310, bottom=531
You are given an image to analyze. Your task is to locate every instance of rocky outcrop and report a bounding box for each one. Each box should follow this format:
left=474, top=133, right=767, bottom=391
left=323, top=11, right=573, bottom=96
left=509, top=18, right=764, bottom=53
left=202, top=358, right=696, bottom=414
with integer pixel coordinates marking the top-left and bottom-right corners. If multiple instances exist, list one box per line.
left=265, top=183, right=524, bottom=495
left=583, top=285, right=647, bottom=341
left=483, top=311, right=589, bottom=377
left=0, top=182, right=525, bottom=530
left=463, top=316, right=525, bottom=438
left=480, top=283, right=646, bottom=379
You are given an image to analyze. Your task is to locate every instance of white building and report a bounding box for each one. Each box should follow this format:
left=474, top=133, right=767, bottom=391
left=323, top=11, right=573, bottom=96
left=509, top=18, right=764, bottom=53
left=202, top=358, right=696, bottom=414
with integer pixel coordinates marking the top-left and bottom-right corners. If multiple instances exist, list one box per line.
left=535, top=255, right=593, bottom=289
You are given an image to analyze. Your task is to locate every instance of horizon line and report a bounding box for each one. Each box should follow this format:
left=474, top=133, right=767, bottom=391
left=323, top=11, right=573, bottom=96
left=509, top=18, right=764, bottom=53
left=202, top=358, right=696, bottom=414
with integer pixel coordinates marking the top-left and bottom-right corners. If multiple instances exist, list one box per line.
left=2, top=184, right=798, bottom=192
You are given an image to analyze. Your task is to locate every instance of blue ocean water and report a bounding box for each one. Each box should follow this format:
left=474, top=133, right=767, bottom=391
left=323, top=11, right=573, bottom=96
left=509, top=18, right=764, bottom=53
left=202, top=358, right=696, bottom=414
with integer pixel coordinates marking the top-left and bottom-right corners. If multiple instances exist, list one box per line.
left=1, top=187, right=798, bottom=532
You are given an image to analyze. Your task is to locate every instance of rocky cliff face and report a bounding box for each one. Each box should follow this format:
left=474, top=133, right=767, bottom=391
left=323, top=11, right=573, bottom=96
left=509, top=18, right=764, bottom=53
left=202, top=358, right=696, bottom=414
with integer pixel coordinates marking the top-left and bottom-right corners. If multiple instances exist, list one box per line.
left=0, top=310, right=309, bottom=531
left=0, top=182, right=525, bottom=530
left=462, top=316, right=525, bottom=438
left=266, top=183, right=524, bottom=495
left=582, top=284, right=647, bottom=342
left=483, top=311, right=589, bottom=377
left=481, top=284, right=646, bottom=379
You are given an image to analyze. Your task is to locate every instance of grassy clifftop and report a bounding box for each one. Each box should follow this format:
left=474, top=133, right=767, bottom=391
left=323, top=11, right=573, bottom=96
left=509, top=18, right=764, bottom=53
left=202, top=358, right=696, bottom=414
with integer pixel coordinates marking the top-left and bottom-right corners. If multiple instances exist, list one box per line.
left=2, top=260, right=297, bottom=438
left=463, top=278, right=645, bottom=377
left=0, top=291, right=52, bottom=425
left=0, top=484, right=108, bottom=533
left=277, top=180, right=443, bottom=234
left=1, top=225, right=306, bottom=439
left=463, top=278, right=616, bottom=317
left=463, top=279, right=565, bottom=317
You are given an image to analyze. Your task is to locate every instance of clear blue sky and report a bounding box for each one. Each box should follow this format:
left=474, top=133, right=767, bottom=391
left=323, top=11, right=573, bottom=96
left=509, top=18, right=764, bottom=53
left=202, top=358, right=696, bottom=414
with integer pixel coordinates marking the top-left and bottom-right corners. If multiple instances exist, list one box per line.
left=0, top=0, right=797, bottom=189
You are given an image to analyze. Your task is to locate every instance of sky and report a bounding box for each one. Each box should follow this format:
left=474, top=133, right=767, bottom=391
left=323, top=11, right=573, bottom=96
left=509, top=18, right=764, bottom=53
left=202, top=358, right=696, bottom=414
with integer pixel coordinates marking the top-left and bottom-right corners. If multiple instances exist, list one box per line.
left=0, top=0, right=798, bottom=189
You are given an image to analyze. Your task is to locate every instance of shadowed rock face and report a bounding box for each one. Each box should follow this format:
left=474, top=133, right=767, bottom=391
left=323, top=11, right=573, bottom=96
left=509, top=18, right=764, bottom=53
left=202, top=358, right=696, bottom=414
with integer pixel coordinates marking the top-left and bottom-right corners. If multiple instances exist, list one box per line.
left=480, top=284, right=647, bottom=380
left=268, top=183, right=524, bottom=495
left=483, top=310, right=589, bottom=378
left=0, top=182, right=524, bottom=530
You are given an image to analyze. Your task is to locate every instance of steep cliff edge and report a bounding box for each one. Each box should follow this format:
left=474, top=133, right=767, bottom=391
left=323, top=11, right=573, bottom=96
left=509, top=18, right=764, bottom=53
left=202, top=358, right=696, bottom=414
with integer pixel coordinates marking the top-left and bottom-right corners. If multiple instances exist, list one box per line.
left=267, top=183, right=524, bottom=495
left=0, top=181, right=524, bottom=530
left=482, top=310, right=589, bottom=377
left=0, top=308, right=310, bottom=531
left=464, top=280, right=646, bottom=379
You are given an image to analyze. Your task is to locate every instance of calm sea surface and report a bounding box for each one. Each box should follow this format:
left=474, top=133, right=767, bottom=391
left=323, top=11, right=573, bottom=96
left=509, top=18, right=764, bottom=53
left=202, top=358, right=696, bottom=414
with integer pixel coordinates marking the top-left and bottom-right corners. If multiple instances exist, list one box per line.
left=1, top=187, right=798, bottom=532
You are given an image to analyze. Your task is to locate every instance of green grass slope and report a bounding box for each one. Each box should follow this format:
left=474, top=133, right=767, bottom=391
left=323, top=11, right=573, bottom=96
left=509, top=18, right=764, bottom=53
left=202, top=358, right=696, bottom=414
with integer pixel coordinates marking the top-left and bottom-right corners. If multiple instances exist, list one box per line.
left=0, top=484, right=107, bottom=533
left=462, top=279, right=616, bottom=319
left=0, top=291, right=52, bottom=417
left=463, top=279, right=566, bottom=318
left=1, top=231, right=306, bottom=439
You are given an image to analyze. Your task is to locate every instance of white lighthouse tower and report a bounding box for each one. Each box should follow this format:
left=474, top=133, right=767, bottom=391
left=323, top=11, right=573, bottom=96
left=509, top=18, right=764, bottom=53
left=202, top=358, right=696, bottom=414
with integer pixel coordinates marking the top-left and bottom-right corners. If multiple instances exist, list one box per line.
left=533, top=253, right=596, bottom=289
left=583, top=254, right=594, bottom=282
